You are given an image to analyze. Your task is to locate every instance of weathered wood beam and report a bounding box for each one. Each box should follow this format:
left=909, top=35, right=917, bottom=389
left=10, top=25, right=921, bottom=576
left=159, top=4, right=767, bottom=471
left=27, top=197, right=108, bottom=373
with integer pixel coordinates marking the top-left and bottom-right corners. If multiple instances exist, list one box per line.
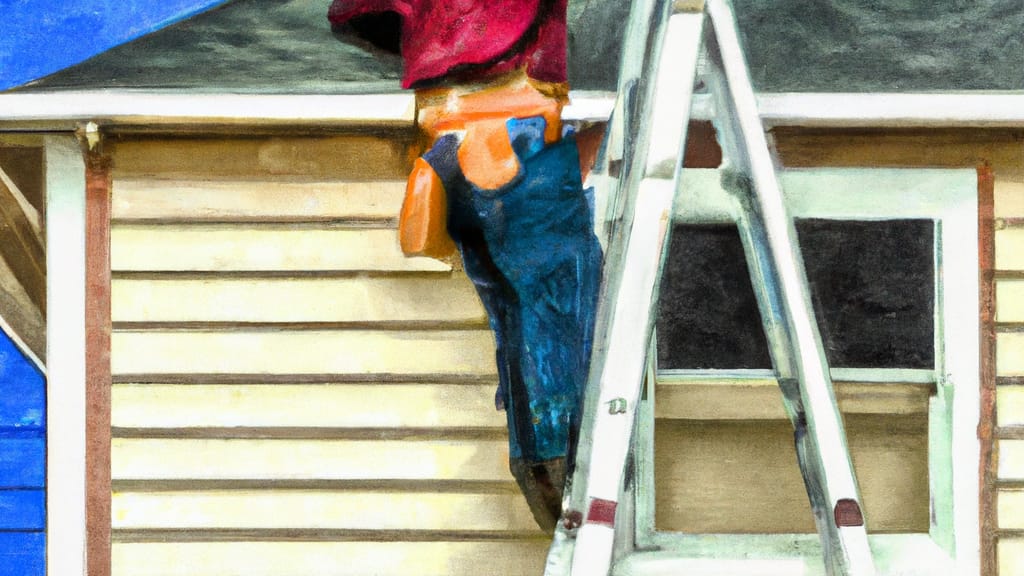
left=0, top=160, right=45, bottom=315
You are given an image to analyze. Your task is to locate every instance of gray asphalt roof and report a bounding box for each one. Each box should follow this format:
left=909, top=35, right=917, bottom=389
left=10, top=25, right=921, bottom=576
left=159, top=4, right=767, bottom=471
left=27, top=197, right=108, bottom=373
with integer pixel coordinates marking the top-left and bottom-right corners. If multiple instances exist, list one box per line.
left=12, top=0, right=1024, bottom=94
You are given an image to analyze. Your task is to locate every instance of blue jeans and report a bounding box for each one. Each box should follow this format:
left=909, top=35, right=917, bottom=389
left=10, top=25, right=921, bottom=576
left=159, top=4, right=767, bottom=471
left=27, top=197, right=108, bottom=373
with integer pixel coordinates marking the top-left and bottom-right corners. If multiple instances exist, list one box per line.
left=423, top=122, right=602, bottom=464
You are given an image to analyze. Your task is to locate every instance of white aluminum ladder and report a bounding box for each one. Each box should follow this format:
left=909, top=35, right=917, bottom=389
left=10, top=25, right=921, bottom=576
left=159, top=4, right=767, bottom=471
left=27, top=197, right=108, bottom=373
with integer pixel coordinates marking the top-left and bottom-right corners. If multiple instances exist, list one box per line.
left=544, top=0, right=876, bottom=574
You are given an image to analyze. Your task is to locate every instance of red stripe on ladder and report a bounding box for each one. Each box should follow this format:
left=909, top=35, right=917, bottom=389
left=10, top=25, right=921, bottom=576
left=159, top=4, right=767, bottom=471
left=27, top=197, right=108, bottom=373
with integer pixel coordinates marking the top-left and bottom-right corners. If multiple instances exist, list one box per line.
left=587, top=498, right=618, bottom=526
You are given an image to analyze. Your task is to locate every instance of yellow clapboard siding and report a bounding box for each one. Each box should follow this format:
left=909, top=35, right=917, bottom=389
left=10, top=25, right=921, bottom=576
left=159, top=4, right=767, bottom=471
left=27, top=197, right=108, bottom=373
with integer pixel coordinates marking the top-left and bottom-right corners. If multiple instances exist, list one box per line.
left=1001, top=538, right=1024, bottom=576
left=996, top=228, right=1024, bottom=271
left=112, top=438, right=511, bottom=482
left=109, top=136, right=413, bottom=181
left=111, top=541, right=548, bottom=576
left=111, top=276, right=485, bottom=324
left=996, top=179, right=1024, bottom=219
left=654, top=415, right=928, bottom=533
left=999, top=490, right=1024, bottom=529
left=111, top=330, right=497, bottom=376
left=110, top=226, right=449, bottom=273
left=111, top=490, right=539, bottom=531
left=111, top=383, right=504, bottom=429
left=112, top=179, right=406, bottom=222
left=998, top=333, right=1024, bottom=376
left=655, top=379, right=930, bottom=420
left=998, top=279, right=1024, bottom=323
left=998, top=386, right=1024, bottom=427
left=1000, top=440, right=1024, bottom=481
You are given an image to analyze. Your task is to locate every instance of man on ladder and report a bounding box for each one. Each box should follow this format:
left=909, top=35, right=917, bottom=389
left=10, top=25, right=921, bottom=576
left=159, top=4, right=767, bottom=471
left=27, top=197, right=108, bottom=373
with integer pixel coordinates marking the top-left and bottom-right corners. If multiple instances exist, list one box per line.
left=547, top=1, right=876, bottom=575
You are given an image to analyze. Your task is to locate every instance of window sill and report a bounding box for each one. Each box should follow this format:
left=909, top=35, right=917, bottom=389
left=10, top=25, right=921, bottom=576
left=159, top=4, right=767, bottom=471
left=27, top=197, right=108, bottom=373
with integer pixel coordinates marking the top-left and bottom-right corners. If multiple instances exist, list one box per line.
left=654, top=369, right=935, bottom=420
left=616, top=533, right=958, bottom=576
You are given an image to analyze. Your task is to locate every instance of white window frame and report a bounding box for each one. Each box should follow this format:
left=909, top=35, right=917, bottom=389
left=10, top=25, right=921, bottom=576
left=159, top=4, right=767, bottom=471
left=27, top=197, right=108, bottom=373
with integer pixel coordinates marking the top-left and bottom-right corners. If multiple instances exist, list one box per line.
left=621, top=167, right=980, bottom=576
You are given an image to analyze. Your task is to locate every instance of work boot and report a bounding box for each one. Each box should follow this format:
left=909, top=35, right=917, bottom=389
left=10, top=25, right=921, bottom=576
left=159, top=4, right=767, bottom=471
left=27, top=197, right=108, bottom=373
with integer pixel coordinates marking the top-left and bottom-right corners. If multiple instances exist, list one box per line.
left=510, top=457, right=567, bottom=534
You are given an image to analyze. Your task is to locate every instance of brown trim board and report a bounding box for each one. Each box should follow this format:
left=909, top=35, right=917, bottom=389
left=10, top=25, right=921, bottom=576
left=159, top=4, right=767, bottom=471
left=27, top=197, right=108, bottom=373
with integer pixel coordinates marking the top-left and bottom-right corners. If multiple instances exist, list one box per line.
left=84, top=144, right=112, bottom=576
left=978, top=163, right=997, bottom=576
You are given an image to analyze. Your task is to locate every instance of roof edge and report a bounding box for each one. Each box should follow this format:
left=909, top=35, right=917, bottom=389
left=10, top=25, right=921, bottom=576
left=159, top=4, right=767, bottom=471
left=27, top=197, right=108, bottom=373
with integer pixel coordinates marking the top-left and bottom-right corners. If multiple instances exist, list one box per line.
left=2, top=91, right=1024, bottom=131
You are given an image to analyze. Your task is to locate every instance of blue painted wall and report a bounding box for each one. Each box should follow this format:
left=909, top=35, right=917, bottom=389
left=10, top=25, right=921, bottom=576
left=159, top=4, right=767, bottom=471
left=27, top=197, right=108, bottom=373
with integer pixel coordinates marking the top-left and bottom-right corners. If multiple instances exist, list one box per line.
left=0, top=330, right=46, bottom=576
left=0, top=0, right=229, bottom=90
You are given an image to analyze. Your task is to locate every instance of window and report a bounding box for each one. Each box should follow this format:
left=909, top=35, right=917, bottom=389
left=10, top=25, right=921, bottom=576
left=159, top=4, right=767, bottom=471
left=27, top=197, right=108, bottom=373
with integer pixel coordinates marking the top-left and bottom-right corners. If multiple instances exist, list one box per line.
left=625, top=168, right=980, bottom=575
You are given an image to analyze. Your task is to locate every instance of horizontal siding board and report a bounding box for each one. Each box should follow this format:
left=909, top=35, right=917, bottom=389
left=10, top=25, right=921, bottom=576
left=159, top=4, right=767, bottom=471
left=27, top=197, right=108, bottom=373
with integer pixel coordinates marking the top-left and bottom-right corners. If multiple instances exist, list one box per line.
left=111, top=383, right=503, bottom=429
left=996, top=179, right=1024, bottom=219
left=0, top=532, right=45, bottom=576
left=111, top=541, right=546, bottom=576
left=0, top=490, right=45, bottom=530
left=1000, top=439, right=1024, bottom=481
left=655, top=380, right=931, bottom=420
left=111, top=490, right=539, bottom=532
left=998, top=333, right=1024, bottom=376
left=112, top=438, right=510, bottom=481
left=110, top=226, right=450, bottom=273
left=1000, top=489, right=1024, bottom=529
left=998, top=279, right=1024, bottom=323
left=112, top=180, right=405, bottom=222
left=0, top=438, right=44, bottom=487
left=1001, top=537, right=1024, bottom=576
left=999, top=385, right=1024, bottom=427
left=111, top=277, right=485, bottom=324
left=110, top=330, right=497, bottom=377
left=109, top=136, right=413, bottom=181
left=997, top=228, right=1024, bottom=271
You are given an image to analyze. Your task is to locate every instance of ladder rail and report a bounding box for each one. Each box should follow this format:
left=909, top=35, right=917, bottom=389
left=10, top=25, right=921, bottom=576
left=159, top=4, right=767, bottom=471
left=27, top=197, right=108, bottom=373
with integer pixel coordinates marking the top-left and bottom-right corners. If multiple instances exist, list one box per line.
left=559, top=0, right=674, bottom=523
left=546, top=2, right=706, bottom=574
left=703, top=1, right=874, bottom=573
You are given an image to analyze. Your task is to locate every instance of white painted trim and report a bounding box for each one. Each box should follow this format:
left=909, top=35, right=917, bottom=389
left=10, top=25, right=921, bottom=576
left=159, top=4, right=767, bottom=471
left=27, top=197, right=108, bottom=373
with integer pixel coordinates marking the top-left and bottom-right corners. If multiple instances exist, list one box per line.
left=564, top=91, right=617, bottom=122
left=755, top=92, right=1024, bottom=128
left=4, top=91, right=1024, bottom=130
left=0, top=92, right=416, bottom=129
left=696, top=92, right=1024, bottom=128
left=616, top=534, right=958, bottom=576
left=44, top=135, right=87, bottom=576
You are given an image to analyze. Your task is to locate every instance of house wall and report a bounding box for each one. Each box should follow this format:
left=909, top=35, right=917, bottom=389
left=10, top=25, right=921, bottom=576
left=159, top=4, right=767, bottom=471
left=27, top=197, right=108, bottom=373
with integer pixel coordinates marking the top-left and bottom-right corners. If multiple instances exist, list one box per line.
left=772, top=127, right=1024, bottom=575
left=98, top=131, right=553, bottom=576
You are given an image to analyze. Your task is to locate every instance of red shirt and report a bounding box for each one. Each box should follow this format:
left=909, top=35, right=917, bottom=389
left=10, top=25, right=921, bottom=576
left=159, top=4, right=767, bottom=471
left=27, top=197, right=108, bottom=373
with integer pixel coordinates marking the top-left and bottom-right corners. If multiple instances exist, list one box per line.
left=328, top=0, right=568, bottom=88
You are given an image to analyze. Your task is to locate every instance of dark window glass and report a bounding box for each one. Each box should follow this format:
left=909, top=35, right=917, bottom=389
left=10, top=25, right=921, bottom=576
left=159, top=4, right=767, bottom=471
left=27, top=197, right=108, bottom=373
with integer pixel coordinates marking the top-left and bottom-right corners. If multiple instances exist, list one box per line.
left=656, top=220, right=934, bottom=370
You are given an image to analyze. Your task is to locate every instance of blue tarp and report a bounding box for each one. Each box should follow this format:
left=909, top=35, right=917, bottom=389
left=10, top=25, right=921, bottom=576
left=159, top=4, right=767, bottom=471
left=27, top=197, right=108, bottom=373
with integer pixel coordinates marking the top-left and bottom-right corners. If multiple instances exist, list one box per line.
left=0, top=0, right=228, bottom=90
left=0, top=330, right=45, bottom=573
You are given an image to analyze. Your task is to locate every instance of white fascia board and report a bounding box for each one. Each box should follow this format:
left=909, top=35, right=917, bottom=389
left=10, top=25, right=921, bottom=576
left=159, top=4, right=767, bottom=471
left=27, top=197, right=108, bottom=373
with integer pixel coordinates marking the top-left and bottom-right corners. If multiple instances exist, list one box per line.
left=2, top=90, right=1024, bottom=130
left=755, top=92, right=1024, bottom=128
left=603, top=91, right=1024, bottom=128
left=0, top=91, right=417, bottom=129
